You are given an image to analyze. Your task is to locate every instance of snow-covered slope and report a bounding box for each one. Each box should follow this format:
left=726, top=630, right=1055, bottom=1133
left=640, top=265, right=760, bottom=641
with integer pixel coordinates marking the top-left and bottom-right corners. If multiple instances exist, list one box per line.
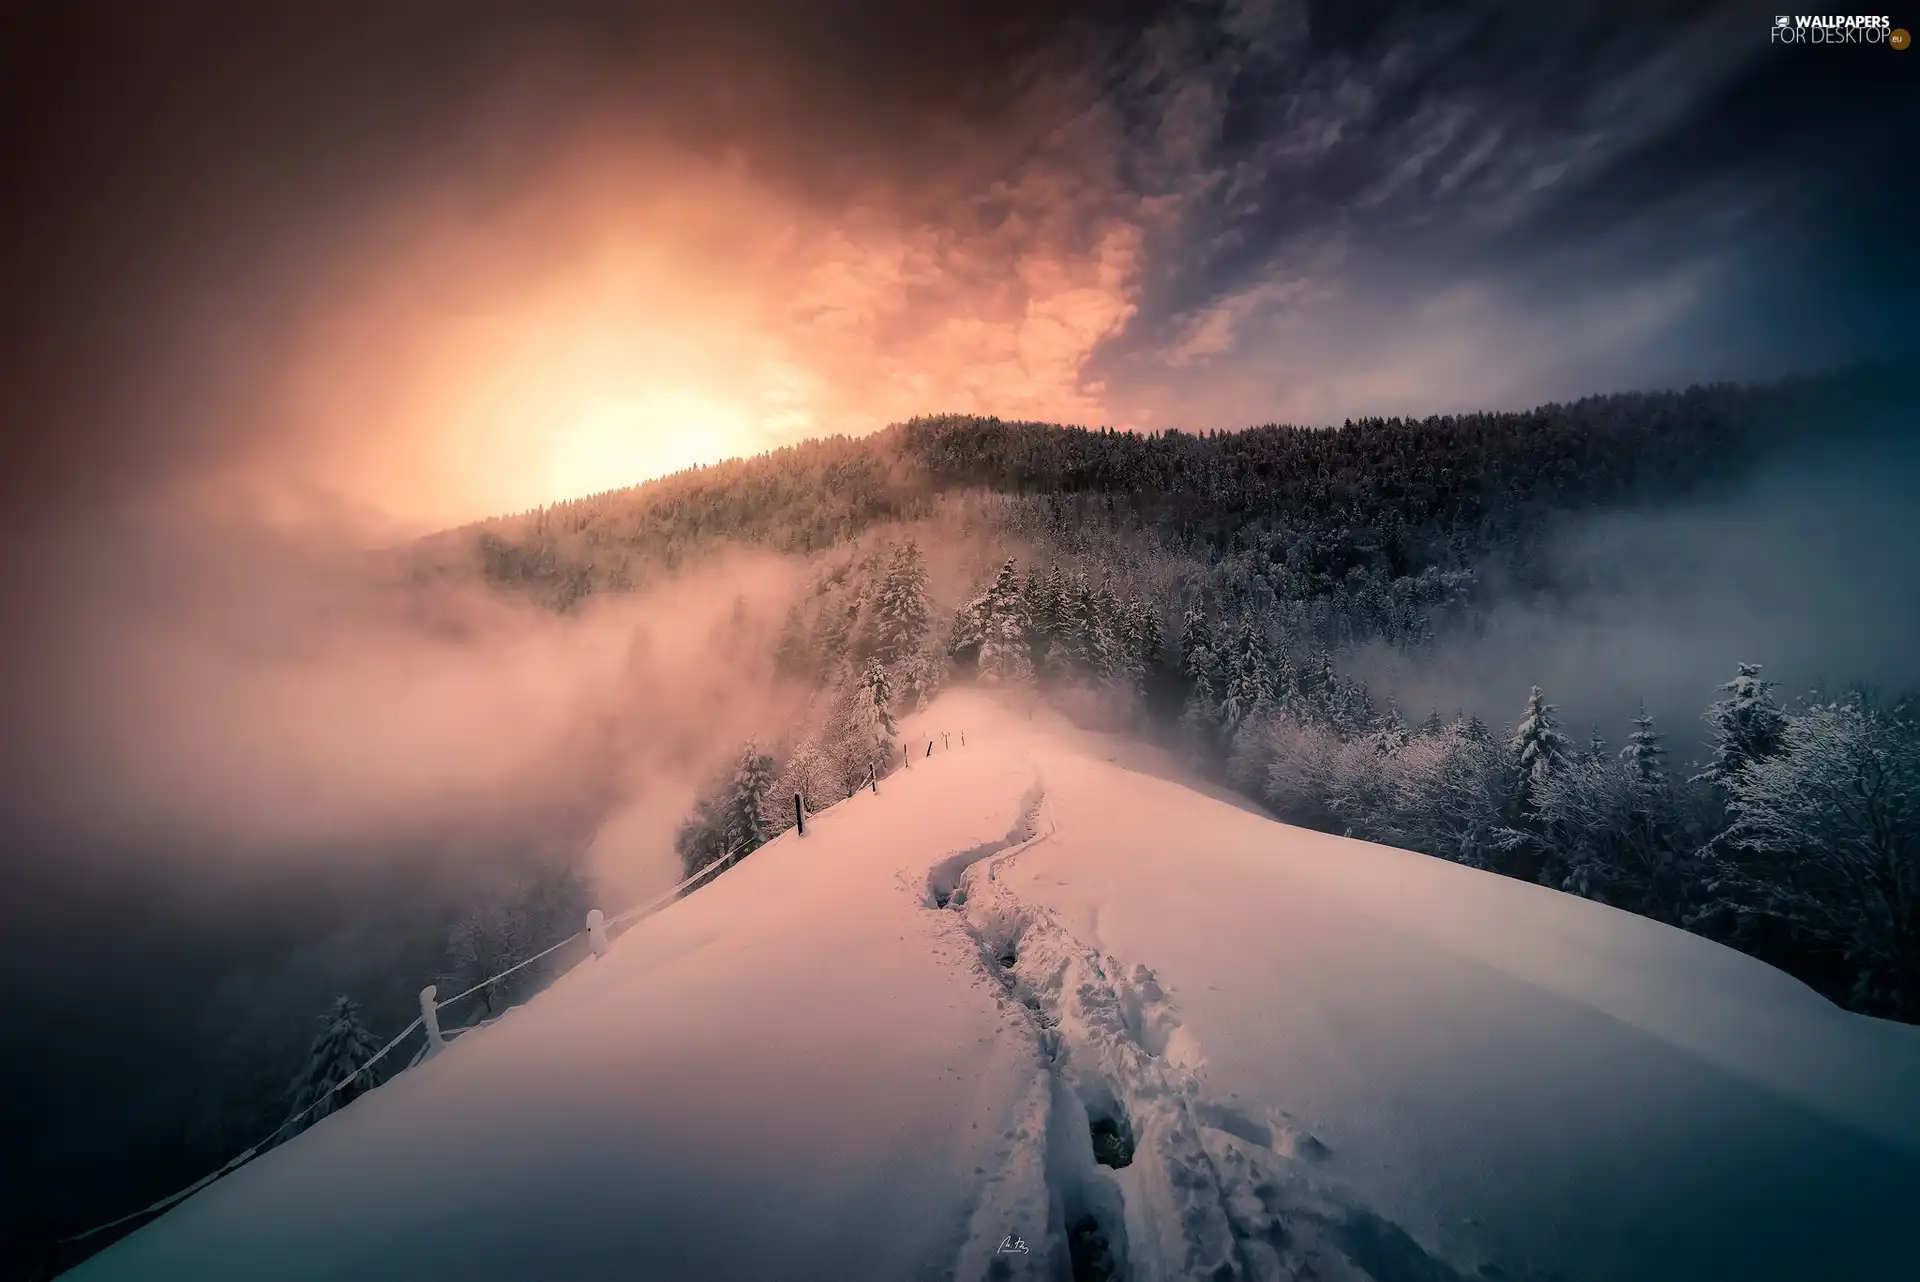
left=69, top=693, right=1920, bottom=1282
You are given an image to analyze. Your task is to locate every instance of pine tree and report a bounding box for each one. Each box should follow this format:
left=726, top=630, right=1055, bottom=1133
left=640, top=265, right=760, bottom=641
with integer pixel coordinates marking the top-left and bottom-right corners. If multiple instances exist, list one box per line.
left=872, top=542, right=930, bottom=668
left=1178, top=599, right=1214, bottom=686
left=1620, top=704, right=1667, bottom=783
left=722, top=742, right=778, bottom=855
left=1695, top=662, right=1787, bottom=787
left=856, top=657, right=898, bottom=742
left=286, top=997, right=385, bottom=1135
left=1120, top=596, right=1160, bottom=700
left=1181, top=645, right=1223, bottom=750
left=1221, top=619, right=1272, bottom=732
left=676, top=741, right=779, bottom=877
left=1030, top=567, right=1063, bottom=666
left=976, top=559, right=1033, bottom=685
left=1510, top=685, right=1570, bottom=800
left=1089, top=577, right=1124, bottom=681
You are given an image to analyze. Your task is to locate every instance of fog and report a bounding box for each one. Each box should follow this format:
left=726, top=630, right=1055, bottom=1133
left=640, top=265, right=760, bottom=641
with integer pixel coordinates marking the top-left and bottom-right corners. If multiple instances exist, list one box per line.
left=1353, top=426, right=1920, bottom=754
left=0, top=508, right=816, bottom=1265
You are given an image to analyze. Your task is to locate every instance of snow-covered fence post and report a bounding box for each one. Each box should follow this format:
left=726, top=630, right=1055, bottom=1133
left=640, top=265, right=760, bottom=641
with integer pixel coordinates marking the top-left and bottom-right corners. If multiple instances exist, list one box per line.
left=961, top=730, right=966, bottom=746
left=586, top=908, right=609, bottom=958
left=795, top=792, right=806, bottom=836
left=904, top=743, right=912, bottom=769
left=419, top=985, right=446, bottom=1060
left=942, top=732, right=950, bottom=750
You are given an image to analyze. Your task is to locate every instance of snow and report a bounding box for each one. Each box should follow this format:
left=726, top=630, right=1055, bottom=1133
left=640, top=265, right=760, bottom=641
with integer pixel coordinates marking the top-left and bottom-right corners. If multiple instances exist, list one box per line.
left=69, top=692, right=1920, bottom=1282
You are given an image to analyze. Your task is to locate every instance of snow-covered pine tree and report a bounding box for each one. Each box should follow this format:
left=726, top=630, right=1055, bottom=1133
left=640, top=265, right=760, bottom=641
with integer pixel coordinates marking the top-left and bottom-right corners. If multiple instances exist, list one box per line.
left=1045, top=571, right=1099, bottom=680
left=976, top=559, right=1033, bottom=686
left=947, top=597, right=985, bottom=666
left=285, top=996, right=386, bottom=1135
left=854, top=657, right=898, bottom=754
left=1030, top=567, right=1063, bottom=665
left=1621, top=703, right=1667, bottom=783
left=1181, top=644, right=1223, bottom=750
left=896, top=643, right=943, bottom=713
left=1221, top=619, right=1272, bottom=732
left=1694, top=662, right=1787, bottom=787
left=872, top=542, right=930, bottom=669
left=1089, top=577, right=1124, bottom=681
left=722, top=742, right=778, bottom=855
left=1178, top=599, right=1214, bottom=685
left=1120, top=596, right=1160, bottom=700
left=1510, top=685, right=1571, bottom=802
left=676, top=741, right=779, bottom=877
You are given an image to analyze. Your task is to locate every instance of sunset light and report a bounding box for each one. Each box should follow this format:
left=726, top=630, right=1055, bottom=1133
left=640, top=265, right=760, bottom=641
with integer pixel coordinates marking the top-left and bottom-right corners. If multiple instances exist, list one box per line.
left=545, top=389, right=755, bottom=497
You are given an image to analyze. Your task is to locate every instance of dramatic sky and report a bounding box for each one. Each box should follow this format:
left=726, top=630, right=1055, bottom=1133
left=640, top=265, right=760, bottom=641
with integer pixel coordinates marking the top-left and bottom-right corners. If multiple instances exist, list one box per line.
left=4, top=0, right=1913, bottom=532
left=0, top=4, right=1914, bottom=1262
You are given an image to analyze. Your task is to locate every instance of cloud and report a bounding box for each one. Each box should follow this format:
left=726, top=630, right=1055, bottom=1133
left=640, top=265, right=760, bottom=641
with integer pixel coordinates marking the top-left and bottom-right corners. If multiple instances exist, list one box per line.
left=2, top=0, right=1913, bottom=531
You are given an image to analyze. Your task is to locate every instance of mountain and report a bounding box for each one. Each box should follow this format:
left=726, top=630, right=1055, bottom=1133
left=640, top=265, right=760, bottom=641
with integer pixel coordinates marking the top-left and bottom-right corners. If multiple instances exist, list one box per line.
left=65, top=692, right=1920, bottom=1282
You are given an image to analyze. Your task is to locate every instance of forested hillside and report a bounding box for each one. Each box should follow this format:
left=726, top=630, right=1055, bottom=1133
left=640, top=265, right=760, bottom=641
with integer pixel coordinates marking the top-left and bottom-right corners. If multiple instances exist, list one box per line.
left=463, top=366, right=1917, bottom=1023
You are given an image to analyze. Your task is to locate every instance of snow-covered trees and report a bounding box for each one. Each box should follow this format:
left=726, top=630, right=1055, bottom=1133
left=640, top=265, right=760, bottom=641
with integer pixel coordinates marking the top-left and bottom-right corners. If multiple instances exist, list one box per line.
left=1621, top=705, right=1667, bottom=782
left=1180, top=647, right=1223, bottom=751
left=285, top=997, right=385, bottom=1134
left=440, top=864, right=592, bottom=1014
left=1700, top=693, right=1920, bottom=1018
left=1695, top=663, right=1787, bottom=787
left=853, top=658, right=898, bottom=760
left=676, top=741, right=779, bottom=877
left=974, top=559, right=1033, bottom=686
left=1510, top=686, right=1571, bottom=800
left=1512, top=746, right=1696, bottom=920
left=443, top=902, right=534, bottom=1015
left=1315, top=715, right=1509, bottom=869
left=871, top=542, right=930, bottom=669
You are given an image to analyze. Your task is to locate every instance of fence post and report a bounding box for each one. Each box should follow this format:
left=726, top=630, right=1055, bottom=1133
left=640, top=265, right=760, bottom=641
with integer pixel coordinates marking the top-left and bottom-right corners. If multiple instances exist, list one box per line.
left=868, top=765, right=878, bottom=794
left=419, top=985, right=446, bottom=1060
left=904, top=743, right=911, bottom=769
left=942, top=732, right=950, bottom=750
left=961, top=731, right=966, bottom=746
left=926, top=739, right=933, bottom=758
left=586, top=908, right=609, bottom=958
left=795, top=792, right=806, bottom=836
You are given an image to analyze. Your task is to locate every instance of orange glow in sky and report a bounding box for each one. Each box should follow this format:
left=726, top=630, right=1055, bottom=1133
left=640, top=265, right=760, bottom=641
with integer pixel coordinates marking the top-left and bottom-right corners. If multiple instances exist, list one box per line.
left=216, top=135, right=1142, bottom=531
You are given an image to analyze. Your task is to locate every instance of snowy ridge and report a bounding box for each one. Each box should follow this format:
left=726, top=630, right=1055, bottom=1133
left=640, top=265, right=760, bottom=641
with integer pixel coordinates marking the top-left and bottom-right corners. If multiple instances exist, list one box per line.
left=65, top=691, right=1920, bottom=1282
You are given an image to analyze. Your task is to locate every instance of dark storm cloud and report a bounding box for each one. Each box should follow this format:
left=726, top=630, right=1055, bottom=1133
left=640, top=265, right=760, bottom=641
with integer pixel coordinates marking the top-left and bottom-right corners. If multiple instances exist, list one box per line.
left=1083, top=0, right=1916, bottom=423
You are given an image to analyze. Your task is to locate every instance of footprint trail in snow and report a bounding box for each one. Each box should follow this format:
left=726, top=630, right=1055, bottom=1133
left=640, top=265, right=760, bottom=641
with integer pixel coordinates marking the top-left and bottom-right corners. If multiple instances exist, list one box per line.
left=934, top=780, right=1474, bottom=1282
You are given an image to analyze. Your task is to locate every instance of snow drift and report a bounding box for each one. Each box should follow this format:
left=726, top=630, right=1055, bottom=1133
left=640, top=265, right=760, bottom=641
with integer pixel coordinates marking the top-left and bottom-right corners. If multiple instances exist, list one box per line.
left=67, top=692, right=1920, bottom=1281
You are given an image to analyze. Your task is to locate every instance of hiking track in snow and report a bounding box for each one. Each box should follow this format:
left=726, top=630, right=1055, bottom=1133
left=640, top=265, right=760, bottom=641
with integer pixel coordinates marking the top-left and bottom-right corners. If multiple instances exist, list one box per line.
left=929, top=769, right=1478, bottom=1282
